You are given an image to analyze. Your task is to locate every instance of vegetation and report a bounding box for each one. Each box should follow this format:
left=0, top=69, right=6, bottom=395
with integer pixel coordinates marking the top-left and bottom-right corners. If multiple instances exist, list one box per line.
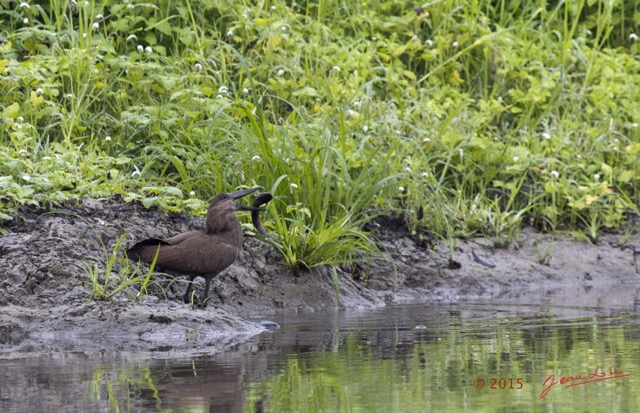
left=1, top=0, right=639, bottom=270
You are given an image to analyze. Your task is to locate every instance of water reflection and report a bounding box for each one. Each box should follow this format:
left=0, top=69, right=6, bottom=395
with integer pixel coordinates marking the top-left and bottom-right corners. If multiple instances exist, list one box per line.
left=1, top=302, right=639, bottom=412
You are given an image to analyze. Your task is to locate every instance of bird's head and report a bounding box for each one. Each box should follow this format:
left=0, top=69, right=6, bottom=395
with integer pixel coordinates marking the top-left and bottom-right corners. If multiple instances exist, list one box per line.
left=206, top=186, right=263, bottom=233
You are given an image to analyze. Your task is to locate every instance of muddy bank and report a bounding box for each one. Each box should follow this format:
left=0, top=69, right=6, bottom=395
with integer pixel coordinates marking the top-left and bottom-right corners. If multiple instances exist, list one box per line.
left=1, top=199, right=639, bottom=355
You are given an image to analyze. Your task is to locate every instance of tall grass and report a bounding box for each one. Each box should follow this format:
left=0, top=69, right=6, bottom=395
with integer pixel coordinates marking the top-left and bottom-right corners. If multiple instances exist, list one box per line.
left=1, top=0, right=639, bottom=274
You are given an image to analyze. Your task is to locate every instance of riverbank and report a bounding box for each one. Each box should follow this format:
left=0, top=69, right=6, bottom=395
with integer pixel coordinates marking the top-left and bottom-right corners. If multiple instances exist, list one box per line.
left=1, top=199, right=638, bottom=356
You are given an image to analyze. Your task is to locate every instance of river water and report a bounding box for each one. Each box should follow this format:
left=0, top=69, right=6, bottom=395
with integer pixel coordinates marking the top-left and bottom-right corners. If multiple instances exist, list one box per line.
left=1, top=300, right=639, bottom=412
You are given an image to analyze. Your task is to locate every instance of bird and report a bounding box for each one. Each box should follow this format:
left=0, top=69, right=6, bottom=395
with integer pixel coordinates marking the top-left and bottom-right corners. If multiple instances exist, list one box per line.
left=127, top=186, right=271, bottom=307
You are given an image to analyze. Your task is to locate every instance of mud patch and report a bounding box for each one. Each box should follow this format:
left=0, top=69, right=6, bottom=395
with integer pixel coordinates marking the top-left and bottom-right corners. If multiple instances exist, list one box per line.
left=1, top=199, right=639, bottom=355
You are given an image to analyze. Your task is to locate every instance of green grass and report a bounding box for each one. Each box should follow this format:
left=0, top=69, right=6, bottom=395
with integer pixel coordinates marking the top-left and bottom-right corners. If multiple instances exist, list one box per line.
left=1, top=0, right=639, bottom=273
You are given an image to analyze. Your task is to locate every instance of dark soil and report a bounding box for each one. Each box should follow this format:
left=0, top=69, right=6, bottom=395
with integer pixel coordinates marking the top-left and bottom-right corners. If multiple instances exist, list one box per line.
left=1, top=199, right=639, bottom=356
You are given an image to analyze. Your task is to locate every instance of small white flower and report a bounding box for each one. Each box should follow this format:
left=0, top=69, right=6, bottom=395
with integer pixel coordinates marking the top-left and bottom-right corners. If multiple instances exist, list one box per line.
left=194, top=63, right=202, bottom=71
left=411, top=34, right=418, bottom=41
left=127, top=4, right=134, bottom=9
left=216, top=94, right=223, bottom=99
left=550, top=170, right=559, bottom=178
left=93, top=22, right=99, bottom=30
left=34, top=88, right=43, bottom=96
left=577, top=37, right=585, bottom=45
left=513, top=156, right=519, bottom=162
left=630, top=33, right=638, bottom=41
left=137, top=44, right=144, bottom=53
left=277, top=69, right=285, bottom=76
left=372, top=36, right=377, bottom=41
left=83, top=33, right=87, bottom=38
left=105, top=135, right=111, bottom=142
left=251, top=155, right=261, bottom=161
left=23, top=17, right=29, bottom=25
left=126, top=34, right=137, bottom=41
left=144, top=46, right=152, bottom=54
left=22, top=174, right=31, bottom=181
left=613, top=138, right=620, bottom=143
left=64, top=93, right=74, bottom=99
left=17, top=116, right=24, bottom=122
left=352, top=100, right=361, bottom=107
left=281, top=25, right=287, bottom=31
left=331, top=65, right=341, bottom=72
left=227, top=30, right=234, bottom=36
left=541, top=132, right=551, bottom=140
left=421, top=172, right=428, bottom=177
left=189, top=190, right=196, bottom=196
left=242, top=87, right=249, bottom=94
left=593, top=173, right=600, bottom=181
left=398, top=186, right=405, bottom=192
left=632, top=123, right=639, bottom=128
left=425, top=39, right=433, bottom=47
left=20, top=2, right=30, bottom=9
left=347, top=109, right=355, bottom=117
left=70, top=0, right=77, bottom=5
left=422, top=138, right=430, bottom=143
left=290, top=183, right=298, bottom=189
left=271, top=5, right=276, bottom=10
left=404, top=167, right=413, bottom=173
left=452, top=41, right=459, bottom=47
left=16, top=124, right=23, bottom=129
left=218, top=86, right=228, bottom=94
left=95, top=14, right=103, bottom=20
left=362, top=125, right=369, bottom=132
left=576, top=154, right=582, bottom=159
left=131, top=170, right=141, bottom=178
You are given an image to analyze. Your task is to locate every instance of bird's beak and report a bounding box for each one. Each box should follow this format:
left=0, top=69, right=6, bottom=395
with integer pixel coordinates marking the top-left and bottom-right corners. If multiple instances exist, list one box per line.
left=230, top=187, right=263, bottom=211
left=229, top=186, right=261, bottom=200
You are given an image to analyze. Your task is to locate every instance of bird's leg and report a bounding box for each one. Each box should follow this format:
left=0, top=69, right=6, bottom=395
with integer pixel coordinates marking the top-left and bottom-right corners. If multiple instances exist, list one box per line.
left=183, top=275, right=196, bottom=304
left=200, top=275, right=214, bottom=308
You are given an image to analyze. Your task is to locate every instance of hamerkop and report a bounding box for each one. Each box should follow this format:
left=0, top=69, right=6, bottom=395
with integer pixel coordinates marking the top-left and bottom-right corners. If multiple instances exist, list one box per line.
left=127, top=187, right=271, bottom=306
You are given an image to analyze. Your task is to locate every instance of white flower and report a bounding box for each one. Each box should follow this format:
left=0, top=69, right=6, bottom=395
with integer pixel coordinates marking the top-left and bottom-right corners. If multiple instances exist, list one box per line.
left=227, top=30, right=233, bottom=36
left=105, top=135, right=111, bottom=142
left=95, top=14, right=103, bottom=20
left=452, top=41, right=459, bottom=47
left=277, top=69, right=285, bottom=76
left=131, top=170, right=141, bottom=178
left=281, top=25, right=287, bottom=31
left=242, top=87, right=249, bottom=94
left=425, top=39, right=433, bottom=47
left=513, top=156, right=519, bottom=162
left=189, top=190, right=196, bottom=196
left=20, top=2, right=30, bottom=9
left=194, top=63, right=202, bottom=71
left=632, top=123, right=639, bottom=128
left=550, top=170, right=559, bottom=178
left=630, top=33, right=638, bottom=41
left=64, top=93, right=74, bottom=99
left=421, top=172, right=428, bottom=177
left=411, top=35, right=418, bottom=40
left=17, top=116, right=24, bottom=122
left=127, top=4, right=134, bottom=9
left=92, top=22, right=99, bottom=30
left=271, top=5, right=276, bottom=10
left=83, top=33, right=87, bottom=38
left=22, top=174, right=31, bottom=181
left=331, top=65, right=340, bottom=72
left=218, top=86, right=228, bottom=94
left=126, top=34, right=137, bottom=41
left=372, top=36, right=377, bottom=41
left=362, top=125, right=369, bottom=132
left=290, top=183, right=298, bottom=189
left=144, top=46, right=152, bottom=54
left=593, top=173, right=600, bottom=181
left=137, top=44, right=144, bottom=53
left=541, top=132, right=551, bottom=140
left=404, top=167, right=413, bottom=173
left=251, top=155, right=261, bottom=161
left=422, top=138, right=430, bottom=143
left=398, top=186, right=405, bottom=192
left=23, top=17, right=29, bottom=25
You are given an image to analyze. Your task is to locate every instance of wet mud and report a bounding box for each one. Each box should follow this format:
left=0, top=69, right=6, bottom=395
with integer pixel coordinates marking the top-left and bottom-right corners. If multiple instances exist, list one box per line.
left=1, top=199, right=639, bottom=356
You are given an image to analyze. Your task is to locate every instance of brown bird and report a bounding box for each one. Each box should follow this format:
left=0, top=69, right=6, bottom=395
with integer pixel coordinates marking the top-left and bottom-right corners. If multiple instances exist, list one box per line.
left=127, top=187, right=270, bottom=306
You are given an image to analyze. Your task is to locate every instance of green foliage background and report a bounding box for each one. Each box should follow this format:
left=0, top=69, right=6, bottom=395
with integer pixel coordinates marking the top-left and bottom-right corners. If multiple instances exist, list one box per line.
left=1, top=0, right=639, bottom=267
